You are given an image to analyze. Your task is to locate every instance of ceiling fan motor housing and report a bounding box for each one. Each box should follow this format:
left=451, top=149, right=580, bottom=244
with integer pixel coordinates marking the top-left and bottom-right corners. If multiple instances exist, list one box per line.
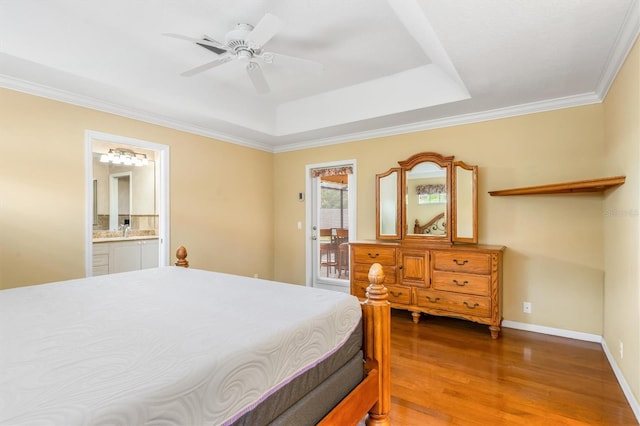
left=225, top=23, right=257, bottom=59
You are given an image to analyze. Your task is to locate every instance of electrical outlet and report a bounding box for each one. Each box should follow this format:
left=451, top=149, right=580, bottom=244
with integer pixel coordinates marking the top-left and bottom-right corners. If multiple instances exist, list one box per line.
left=619, top=341, right=624, bottom=359
left=523, top=302, right=532, bottom=314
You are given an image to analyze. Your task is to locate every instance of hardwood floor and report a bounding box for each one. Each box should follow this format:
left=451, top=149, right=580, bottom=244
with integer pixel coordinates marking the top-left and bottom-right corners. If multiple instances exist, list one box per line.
left=388, top=309, right=638, bottom=425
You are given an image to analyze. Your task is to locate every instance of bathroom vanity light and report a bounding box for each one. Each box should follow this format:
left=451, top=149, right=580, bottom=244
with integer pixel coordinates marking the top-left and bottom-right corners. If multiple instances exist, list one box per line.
left=99, top=148, right=149, bottom=167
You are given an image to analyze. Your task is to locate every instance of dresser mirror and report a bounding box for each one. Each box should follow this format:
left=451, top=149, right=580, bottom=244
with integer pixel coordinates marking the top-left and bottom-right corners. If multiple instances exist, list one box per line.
left=452, top=161, right=478, bottom=243
left=375, top=152, right=478, bottom=244
left=376, top=168, right=402, bottom=239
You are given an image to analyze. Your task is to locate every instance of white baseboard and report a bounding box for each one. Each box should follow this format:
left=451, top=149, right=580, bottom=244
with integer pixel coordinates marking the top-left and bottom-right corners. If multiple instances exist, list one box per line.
left=601, top=339, right=640, bottom=422
left=502, top=320, right=602, bottom=342
left=502, top=320, right=640, bottom=423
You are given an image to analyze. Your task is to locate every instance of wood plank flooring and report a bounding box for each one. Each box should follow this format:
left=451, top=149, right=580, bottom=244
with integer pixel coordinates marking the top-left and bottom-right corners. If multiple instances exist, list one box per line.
left=388, top=309, right=638, bottom=425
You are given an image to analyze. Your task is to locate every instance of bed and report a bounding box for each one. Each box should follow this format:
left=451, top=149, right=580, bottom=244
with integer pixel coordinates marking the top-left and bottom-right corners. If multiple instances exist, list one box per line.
left=0, top=247, right=390, bottom=425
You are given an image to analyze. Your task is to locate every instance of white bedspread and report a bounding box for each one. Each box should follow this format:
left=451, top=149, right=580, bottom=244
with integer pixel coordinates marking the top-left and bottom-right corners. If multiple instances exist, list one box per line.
left=0, top=267, right=362, bottom=425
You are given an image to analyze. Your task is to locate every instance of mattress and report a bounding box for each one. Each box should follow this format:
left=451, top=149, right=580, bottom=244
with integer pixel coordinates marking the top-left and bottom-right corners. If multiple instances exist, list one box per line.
left=0, top=267, right=362, bottom=425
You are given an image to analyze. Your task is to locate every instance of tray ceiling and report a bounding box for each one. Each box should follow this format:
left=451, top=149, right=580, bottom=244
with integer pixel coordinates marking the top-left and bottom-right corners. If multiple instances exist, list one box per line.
left=0, top=0, right=638, bottom=152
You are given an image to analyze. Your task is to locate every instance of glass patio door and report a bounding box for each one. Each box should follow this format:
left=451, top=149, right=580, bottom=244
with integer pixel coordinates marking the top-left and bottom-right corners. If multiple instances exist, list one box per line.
left=306, top=161, right=356, bottom=293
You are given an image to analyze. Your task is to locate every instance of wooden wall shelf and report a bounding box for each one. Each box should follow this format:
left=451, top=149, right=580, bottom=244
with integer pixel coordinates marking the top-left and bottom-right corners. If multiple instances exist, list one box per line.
left=489, top=176, right=625, bottom=196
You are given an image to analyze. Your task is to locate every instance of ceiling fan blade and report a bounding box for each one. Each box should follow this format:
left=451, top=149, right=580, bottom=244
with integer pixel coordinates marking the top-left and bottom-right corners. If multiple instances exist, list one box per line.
left=245, top=13, right=283, bottom=49
left=262, top=52, right=323, bottom=75
left=181, top=55, right=233, bottom=77
left=246, top=62, right=270, bottom=94
left=162, top=33, right=227, bottom=52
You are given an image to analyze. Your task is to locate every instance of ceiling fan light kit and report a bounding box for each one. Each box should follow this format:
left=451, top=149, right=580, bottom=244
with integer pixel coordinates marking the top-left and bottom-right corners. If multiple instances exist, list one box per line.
left=164, top=13, right=322, bottom=95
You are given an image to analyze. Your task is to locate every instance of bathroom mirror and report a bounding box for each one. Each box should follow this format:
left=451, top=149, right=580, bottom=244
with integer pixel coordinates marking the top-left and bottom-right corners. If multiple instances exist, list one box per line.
left=92, top=144, right=157, bottom=232
left=375, top=152, right=478, bottom=244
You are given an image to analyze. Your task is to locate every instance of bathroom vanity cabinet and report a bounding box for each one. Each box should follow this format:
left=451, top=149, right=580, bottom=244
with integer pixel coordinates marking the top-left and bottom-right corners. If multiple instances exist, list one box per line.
left=92, top=238, right=158, bottom=275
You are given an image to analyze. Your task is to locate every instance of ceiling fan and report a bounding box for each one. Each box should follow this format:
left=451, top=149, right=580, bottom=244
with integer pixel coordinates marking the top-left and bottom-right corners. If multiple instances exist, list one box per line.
left=163, top=13, right=323, bottom=94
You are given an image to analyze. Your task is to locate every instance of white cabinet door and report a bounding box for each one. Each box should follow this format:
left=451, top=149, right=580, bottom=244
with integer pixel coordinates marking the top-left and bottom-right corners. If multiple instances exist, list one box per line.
left=110, top=241, right=141, bottom=273
left=140, top=240, right=159, bottom=269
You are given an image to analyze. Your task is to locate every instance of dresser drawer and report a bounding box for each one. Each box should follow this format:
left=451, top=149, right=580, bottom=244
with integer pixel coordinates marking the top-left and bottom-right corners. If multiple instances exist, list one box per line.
left=352, top=282, right=411, bottom=305
left=352, top=281, right=369, bottom=299
left=353, top=263, right=396, bottom=284
left=414, top=289, right=491, bottom=317
left=432, top=271, right=490, bottom=296
left=386, top=285, right=412, bottom=305
left=353, top=246, right=397, bottom=266
left=432, top=251, right=491, bottom=274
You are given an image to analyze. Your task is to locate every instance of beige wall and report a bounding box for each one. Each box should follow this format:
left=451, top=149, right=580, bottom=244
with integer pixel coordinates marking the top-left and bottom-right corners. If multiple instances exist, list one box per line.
left=603, top=38, right=640, bottom=405
left=0, top=88, right=274, bottom=289
left=274, top=105, right=607, bottom=336
left=1, top=39, right=637, bottom=406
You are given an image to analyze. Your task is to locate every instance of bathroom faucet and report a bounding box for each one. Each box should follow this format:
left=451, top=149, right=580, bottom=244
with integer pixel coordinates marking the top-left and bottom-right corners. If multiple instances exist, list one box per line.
left=120, top=224, right=130, bottom=237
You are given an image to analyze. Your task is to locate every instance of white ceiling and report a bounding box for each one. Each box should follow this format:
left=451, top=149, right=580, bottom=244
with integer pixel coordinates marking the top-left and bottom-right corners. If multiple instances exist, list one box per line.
left=1, top=0, right=638, bottom=152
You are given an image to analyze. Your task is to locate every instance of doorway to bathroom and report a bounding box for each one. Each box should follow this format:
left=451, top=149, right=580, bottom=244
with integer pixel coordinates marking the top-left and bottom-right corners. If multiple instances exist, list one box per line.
left=84, top=130, right=170, bottom=276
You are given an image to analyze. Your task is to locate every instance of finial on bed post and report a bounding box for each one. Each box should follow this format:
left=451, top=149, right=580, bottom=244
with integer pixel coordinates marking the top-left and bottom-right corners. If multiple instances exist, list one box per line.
left=175, top=246, right=189, bottom=268
left=364, top=263, right=391, bottom=426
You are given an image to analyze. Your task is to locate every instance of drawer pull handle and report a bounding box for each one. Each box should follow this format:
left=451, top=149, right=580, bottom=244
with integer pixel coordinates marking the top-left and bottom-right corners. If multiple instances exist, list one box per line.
left=389, top=291, right=404, bottom=298
left=425, top=296, right=440, bottom=303
left=453, top=259, right=469, bottom=266
left=464, top=301, right=480, bottom=309
left=453, top=279, right=468, bottom=286
left=367, top=253, right=380, bottom=259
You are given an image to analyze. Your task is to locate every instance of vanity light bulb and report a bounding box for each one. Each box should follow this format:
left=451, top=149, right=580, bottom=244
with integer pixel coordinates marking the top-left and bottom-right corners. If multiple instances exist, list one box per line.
left=99, top=154, right=109, bottom=163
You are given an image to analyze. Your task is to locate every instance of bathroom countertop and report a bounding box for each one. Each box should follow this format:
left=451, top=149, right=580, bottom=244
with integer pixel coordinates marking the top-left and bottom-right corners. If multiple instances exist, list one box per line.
left=93, top=235, right=159, bottom=243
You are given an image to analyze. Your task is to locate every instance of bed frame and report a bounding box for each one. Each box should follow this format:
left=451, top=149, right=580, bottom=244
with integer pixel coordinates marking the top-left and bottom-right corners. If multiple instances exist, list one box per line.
left=174, top=246, right=391, bottom=425
left=414, top=211, right=446, bottom=235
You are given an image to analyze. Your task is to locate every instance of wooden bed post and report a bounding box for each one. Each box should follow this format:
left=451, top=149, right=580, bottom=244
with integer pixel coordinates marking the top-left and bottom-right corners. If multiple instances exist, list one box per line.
left=317, top=263, right=391, bottom=426
left=175, top=246, right=189, bottom=268
left=363, top=263, right=391, bottom=426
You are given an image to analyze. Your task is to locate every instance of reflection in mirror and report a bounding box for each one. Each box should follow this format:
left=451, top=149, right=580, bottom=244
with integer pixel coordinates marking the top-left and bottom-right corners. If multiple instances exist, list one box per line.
left=376, top=168, right=401, bottom=239
left=406, top=162, right=447, bottom=237
left=453, top=162, right=478, bottom=243
left=92, top=142, right=157, bottom=233
left=109, top=172, right=131, bottom=230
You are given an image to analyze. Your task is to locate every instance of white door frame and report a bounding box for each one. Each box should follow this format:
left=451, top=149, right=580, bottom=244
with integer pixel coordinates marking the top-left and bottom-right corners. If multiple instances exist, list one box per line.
left=84, top=130, right=170, bottom=276
left=304, top=159, right=357, bottom=290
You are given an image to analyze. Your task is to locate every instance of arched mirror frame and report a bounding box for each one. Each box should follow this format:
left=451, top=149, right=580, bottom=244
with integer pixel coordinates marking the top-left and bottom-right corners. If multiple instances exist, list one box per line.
left=399, top=152, right=453, bottom=242
left=375, top=152, right=478, bottom=244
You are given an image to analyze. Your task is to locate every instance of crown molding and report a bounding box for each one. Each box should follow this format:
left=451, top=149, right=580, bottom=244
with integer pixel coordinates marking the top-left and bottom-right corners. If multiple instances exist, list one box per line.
left=0, top=75, right=275, bottom=153
left=595, top=0, right=640, bottom=97
left=273, top=92, right=602, bottom=153
left=0, top=74, right=607, bottom=155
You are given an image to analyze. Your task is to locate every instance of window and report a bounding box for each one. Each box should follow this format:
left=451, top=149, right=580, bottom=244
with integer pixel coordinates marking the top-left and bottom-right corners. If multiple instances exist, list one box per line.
left=416, top=184, right=446, bottom=204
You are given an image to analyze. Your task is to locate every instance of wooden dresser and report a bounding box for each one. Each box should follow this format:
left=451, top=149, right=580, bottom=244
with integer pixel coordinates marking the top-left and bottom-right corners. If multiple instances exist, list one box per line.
left=350, top=241, right=505, bottom=339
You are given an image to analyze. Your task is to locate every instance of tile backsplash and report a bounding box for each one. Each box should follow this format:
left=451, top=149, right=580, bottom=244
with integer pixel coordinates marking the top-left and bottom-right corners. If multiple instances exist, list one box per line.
left=94, top=215, right=158, bottom=231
